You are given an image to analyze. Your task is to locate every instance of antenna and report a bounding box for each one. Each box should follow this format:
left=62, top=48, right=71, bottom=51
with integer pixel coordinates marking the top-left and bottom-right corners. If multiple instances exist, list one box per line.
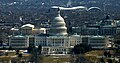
left=103, top=0, right=107, bottom=16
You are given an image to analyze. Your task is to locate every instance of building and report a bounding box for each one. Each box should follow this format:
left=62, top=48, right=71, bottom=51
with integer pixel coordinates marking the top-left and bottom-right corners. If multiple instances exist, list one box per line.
left=38, top=8, right=69, bottom=54
left=85, top=19, right=118, bottom=36
left=8, top=8, right=110, bottom=54
left=10, top=24, right=46, bottom=36
left=9, top=35, right=29, bottom=49
left=8, top=34, right=108, bottom=54
left=34, top=34, right=82, bottom=54
left=69, top=34, right=82, bottom=46
left=35, top=36, right=69, bottom=54
left=73, top=16, right=120, bottom=36
left=20, top=24, right=34, bottom=35
left=88, top=36, right=106, bottom=49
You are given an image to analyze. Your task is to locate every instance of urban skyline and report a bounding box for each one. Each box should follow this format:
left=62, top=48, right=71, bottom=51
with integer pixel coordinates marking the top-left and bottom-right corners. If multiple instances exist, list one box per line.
left=0, top=0, right=119, bottom=63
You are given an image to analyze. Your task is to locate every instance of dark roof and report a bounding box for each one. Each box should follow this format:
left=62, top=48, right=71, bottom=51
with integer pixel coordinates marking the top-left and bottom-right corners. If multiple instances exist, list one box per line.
left=37, top=33, right=53, bottom=36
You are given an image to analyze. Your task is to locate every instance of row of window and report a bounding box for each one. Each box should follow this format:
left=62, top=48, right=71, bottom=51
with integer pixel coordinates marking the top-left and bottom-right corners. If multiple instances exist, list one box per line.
left=50, top=48, right=66, bottom=51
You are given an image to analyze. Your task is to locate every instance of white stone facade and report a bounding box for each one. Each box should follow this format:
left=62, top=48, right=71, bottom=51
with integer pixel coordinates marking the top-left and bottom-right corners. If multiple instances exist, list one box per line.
left=9, top=35, right=108, bottom=54
left=9, top=35, right=29, bottom=49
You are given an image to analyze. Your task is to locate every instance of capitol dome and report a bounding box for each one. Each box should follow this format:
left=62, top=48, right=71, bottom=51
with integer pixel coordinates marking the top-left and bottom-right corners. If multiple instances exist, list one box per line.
left=48, top=9, right=68, bottom=36
left=53, top=15, right=64, bottom=22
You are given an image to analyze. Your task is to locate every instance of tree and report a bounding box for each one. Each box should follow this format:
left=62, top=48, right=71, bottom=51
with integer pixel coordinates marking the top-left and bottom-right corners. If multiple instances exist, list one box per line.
left=104, top=51, right=108, bottom=57
left=104, top=51, right=111, bottom=57
left=107, top=51, right=111, bottom=57
left=18, top=53, right=23, bottom=58
left=27, top=46, right=33, bottom=53
left=16, top=50, right=20, bottom=55
left=73, top=44, right=92, bottom=54
left=107, top=59, right=112, bottom=63
left=38, top=45, right=42, bottom=55
left=100, top=58, right=105, bottom=63
left=8, top=46, right=12, bottom=50
left=18, top=53, right=23, bottom=62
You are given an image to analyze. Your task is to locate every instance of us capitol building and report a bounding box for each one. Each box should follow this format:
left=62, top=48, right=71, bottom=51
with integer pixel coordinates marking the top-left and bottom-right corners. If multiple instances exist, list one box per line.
left=9, top=8, right=110, bottom=54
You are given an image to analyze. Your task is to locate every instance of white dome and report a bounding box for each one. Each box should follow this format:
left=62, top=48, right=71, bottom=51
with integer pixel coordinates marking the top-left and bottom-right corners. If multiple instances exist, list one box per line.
left=49, top=10, right=68, bottom=36
left=21, top=24, right=34, bottom=28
